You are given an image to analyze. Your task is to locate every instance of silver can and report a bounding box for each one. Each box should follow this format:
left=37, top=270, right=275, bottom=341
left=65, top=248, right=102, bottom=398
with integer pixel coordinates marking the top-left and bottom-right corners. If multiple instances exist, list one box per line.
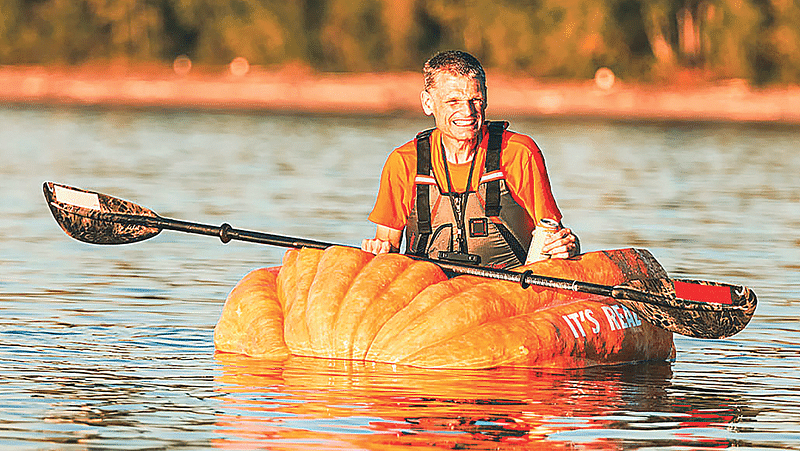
left=525, top=218, right=561, bottom=265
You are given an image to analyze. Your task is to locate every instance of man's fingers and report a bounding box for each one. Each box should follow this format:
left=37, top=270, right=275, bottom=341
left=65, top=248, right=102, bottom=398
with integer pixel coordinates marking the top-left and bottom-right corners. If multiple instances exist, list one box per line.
left=542, top=228, right=579, bottom=259
left=361, top=239, right=378, bottom=254
left=542, top=228, right=571, bottom=252
left=361, top=238, right=393, bottom=255
left=547, top=242, right=571, bottom=259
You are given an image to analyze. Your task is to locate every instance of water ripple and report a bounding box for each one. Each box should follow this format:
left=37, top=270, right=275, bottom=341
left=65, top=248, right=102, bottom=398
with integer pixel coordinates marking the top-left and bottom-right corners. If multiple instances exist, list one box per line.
left=1, top=109, right=799, bottom=449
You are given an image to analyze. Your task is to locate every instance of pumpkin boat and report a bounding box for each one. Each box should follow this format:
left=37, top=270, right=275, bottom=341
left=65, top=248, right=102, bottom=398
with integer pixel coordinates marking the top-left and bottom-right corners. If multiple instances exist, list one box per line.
left=42, top=182, right=755, bottom=369
left=214, top=247, right=676, bottom=369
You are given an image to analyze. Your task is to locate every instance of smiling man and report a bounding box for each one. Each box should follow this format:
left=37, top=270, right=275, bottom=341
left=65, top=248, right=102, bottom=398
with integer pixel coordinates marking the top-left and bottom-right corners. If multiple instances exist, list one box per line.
left=362, top=50, right=579, bottom=269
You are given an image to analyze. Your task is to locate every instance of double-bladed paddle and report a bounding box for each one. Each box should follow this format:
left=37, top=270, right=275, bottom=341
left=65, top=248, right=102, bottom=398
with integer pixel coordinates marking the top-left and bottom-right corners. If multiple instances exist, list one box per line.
left=43, top=181, right=756, bottom=339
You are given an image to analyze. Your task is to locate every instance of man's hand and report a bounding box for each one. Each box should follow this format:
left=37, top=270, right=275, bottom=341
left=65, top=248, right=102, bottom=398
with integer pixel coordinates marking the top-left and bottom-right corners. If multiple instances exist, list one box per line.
left=361, top=238, right=396, bottom=254
left=541, top=227, right=580, bottom=259
left=362, top=225, right=402, bottom=255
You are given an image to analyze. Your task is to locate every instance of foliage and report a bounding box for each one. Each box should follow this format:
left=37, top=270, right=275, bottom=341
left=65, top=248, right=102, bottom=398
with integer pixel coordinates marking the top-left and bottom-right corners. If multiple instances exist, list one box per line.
left=0, top=0, right=799, bottom=84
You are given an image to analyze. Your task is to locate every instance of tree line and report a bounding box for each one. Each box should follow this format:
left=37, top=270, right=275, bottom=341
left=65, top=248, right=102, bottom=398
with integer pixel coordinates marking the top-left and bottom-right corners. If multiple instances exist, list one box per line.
left=1, top=0, right=798, bottom=85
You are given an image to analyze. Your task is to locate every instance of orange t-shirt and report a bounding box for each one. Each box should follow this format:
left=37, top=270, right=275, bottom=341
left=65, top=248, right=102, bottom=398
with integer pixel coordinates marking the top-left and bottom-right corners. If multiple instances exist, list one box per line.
left=368, top=126, right=563, bottom=231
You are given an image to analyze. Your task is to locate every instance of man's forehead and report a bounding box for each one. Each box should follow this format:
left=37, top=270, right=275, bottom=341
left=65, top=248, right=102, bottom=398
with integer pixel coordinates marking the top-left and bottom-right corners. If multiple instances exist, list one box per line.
left=430, top=71, right=486, bottom=93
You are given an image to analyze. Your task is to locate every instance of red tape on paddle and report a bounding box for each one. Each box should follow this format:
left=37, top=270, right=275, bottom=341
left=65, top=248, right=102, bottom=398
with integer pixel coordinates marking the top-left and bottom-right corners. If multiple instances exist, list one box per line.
left=674, top=280, right=733, bottom=305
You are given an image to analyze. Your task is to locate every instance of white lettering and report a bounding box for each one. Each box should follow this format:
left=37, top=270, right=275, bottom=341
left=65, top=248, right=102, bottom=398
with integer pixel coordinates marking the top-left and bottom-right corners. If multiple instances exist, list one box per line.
left=567, top=312, right=587, bottom=337
left=562, top=314, right=580, bottom=338
left=585, top=309, right=601, bottom=333
left=602, top=305, right=620, bottom=330
left=564, top=306, right=633, bottom=337
left=613, top=306, right=629, bottom=328
left=620, top=305, right=641, bottom=327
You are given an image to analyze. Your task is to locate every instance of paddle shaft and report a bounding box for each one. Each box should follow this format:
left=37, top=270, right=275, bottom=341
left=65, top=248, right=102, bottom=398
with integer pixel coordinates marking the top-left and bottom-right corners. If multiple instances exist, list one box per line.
left=102, top=209, right=621, bottom=297
left=128, top=213, right=334, bottom=250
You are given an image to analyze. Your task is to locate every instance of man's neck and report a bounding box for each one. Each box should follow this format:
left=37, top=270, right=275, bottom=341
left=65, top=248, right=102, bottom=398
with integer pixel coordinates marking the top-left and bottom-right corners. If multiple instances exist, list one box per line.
left=441, top=135, right=479, bottom=164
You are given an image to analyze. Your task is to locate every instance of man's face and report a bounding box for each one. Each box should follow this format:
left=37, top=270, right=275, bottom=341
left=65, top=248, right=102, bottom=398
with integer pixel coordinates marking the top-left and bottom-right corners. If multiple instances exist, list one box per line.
left=421, top=72, right=487, bottom=145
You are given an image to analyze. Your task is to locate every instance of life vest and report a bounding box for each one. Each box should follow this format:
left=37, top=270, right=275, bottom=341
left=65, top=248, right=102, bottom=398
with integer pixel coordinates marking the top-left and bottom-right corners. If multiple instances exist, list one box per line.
left=405, top=121, right=533, bottom=269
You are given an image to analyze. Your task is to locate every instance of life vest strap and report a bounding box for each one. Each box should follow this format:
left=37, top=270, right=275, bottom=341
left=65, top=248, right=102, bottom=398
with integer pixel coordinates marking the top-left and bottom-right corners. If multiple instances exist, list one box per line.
left=484, top=121, right=507, bottom=217
left=412, top=128, right=435, bottom=255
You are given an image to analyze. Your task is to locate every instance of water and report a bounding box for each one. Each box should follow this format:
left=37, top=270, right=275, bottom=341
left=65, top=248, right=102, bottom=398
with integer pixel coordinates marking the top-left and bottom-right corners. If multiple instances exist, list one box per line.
left=1, top=105, right=799, bottom=450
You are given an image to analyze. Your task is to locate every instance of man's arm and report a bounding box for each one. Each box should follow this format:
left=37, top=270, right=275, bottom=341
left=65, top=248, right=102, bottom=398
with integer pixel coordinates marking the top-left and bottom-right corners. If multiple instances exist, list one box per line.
left=361, top=225, right=402, bottom=254
left=504, top=134, right=580, bottom=259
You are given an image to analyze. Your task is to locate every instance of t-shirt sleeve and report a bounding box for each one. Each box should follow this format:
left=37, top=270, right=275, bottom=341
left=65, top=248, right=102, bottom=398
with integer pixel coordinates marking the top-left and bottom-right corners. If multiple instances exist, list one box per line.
left=502, top=133, right=563, bottom=224
left=367, top=147, right=414, bottom=231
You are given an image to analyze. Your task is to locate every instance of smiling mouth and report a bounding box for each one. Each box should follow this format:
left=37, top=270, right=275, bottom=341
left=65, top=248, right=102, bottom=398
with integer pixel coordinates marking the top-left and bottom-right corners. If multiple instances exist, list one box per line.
left=453, top=118, right=477, bottom=127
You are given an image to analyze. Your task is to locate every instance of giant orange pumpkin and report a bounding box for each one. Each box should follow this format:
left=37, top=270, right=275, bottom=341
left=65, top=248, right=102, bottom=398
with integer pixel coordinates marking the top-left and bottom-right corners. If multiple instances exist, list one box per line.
left=214, top=247, right=675, bottom=369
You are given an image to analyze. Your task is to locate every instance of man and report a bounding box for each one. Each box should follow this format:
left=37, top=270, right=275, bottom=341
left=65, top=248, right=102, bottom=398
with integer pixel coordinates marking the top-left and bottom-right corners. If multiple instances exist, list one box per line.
left=362, top=50, right=579, bottom=268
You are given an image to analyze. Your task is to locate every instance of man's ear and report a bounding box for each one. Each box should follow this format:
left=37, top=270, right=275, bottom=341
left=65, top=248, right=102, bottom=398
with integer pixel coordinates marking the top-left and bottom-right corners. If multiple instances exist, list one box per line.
left=420, top=90, right=433, bottom=116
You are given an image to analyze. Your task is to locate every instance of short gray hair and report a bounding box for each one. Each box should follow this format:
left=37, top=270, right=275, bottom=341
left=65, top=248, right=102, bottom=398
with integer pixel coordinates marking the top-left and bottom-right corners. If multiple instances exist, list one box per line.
left=423, top=50, right=486, bottom=92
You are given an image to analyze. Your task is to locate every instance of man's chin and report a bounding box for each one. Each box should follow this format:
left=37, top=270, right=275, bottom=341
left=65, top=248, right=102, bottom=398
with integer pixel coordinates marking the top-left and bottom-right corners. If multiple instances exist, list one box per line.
left=456, top=129, right=481, bottom=142
left=447, top=125, right=481, bottom=138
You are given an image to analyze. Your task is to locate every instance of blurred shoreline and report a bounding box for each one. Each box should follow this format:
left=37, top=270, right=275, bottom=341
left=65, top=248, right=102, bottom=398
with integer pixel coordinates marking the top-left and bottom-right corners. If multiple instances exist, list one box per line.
left=2, top=64, right=799, bottom=125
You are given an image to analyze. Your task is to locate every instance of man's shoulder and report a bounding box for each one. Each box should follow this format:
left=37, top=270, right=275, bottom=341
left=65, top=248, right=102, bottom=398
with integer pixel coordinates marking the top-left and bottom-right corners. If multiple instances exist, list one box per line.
left=388, top=138, right=418, bottom=161
left=382, top=138, right=418, bottom=177
left=501, top=128, right=542, bottom=156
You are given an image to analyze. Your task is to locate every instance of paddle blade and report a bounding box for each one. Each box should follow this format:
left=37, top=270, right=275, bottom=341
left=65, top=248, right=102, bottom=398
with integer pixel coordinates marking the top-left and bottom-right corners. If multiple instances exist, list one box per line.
left=614, top=278, right=757, bottom=339
left=44, top=182, right=161, bottom=245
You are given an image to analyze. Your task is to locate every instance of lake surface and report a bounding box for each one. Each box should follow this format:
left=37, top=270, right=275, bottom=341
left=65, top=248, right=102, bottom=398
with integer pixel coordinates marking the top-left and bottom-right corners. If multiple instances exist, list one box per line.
left=1, top=105, right=798, bottom=450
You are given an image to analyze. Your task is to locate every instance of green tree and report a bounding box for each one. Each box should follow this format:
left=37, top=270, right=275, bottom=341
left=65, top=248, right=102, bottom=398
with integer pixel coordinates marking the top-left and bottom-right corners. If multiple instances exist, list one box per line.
left=0, top=0, right=797, bottom=84
left=316, top=0, right=387, bottom=71
left=0, top=0, right=163, bottom=63
left=701, top=0, right=761, bottom=79
left=756, top=0, right=800, bottom=83
left=0, top=0, right=21, bottom=61
left=637, top=0, right=762, bottom=80
left=420, top=0, right=631, bottom=78
left=170, top=0, right=306, bottom=65
left=378, top=0, right=419, bottom=70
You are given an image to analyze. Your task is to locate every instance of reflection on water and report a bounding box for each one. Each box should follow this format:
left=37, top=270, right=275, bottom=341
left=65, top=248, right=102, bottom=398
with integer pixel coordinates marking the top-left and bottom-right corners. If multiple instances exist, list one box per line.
left=1, top=106, right=799, bottom=449
left=213, top=354, right=759, bottom=450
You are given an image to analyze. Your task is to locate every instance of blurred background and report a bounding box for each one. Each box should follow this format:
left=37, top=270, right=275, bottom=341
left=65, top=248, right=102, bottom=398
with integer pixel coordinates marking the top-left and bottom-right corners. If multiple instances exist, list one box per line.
left=1, top=0, right=798, bottom=84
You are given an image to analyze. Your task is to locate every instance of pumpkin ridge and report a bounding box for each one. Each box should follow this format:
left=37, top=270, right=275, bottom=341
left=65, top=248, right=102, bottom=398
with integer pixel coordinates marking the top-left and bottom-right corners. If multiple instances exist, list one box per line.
left=282, top=248, right=324, bottom=355
left=365, top=276, right=486, bottom=361
left=354, top=260, right=446, bottom=361
left=369, top=279, right=519, bottom=362
left=277, top=249, right=299, bottom=312
left=304, top=246, right=374, bottom=357
left=350, top=259, right=417, bottom=359
left=332, top=253, right=414, bottom=360
left=400, top=298, right=598, bottom=368
left=380, top=285, right=525, bottom=363
left=288, top=249, right=324, bottom=315
left=214, top=268, right=290, bottom=359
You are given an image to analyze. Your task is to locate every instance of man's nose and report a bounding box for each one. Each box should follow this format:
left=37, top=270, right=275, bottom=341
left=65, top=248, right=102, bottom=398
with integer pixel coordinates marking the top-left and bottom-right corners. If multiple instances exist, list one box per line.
left=460, top=101, right=477, bottom=116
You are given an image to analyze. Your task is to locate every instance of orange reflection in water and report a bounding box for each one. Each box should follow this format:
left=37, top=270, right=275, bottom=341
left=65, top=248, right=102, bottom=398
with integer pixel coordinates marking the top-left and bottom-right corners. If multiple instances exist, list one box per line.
left=211, top=353, right=685, bottom=450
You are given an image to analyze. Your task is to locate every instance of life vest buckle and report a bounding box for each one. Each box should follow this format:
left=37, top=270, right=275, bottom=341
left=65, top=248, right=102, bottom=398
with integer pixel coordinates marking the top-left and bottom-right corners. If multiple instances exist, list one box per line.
left=437, top=251, right=481, bottom=265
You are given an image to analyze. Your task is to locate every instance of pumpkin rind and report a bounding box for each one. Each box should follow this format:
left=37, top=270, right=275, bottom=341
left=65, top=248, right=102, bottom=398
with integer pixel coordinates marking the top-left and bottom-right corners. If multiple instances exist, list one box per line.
left=215, top=247, right=676, bottom=369
left=350, top=259, right=446, bottom=360
left=279, top=248, right=324, bottom=356
left=304, top=247, right=374, bottom=357
left=214, top=267, right=289, bottom=359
